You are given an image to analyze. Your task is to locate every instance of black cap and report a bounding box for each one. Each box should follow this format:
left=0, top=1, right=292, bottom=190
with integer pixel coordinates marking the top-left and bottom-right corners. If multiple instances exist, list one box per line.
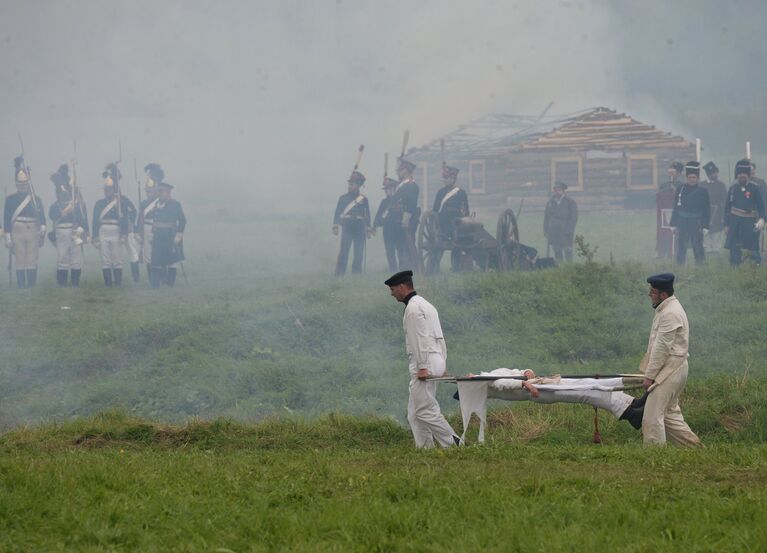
left=382, top=177, right=398, bottom=189
left=554, top=180, right=568, bottom=190
left=685, top=161, right=700, bottom=176
left=385, top=270, right=413, bottom=286
left=442, top=165, right=459, bottom=179
left=670, top=162, right=684, bottom=173
left=647, top=272, right=674, bottom=292
left=735, top=159, right=752, bottom=177
left=703, top=161, right=718, bottom=175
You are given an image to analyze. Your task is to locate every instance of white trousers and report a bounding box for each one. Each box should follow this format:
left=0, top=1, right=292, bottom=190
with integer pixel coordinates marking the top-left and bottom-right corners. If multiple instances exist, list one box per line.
left=407, top=353, right=458, bottom=449
left=141, top=224, right=154, bottom=264
left=123, top=232, right=140, bottom=263
left=11, top=221, right=40, bottom=270
left=642, top=364, right=701, bottom=447
left=489, top=384, right=633, bottom=418
left=55, top=227, right=83, bottom=270
left=99, top=225, right=123, bottom=269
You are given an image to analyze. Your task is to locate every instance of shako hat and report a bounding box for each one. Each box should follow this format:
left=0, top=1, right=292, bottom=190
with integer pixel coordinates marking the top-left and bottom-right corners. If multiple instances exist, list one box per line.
left=685, top=161, right=700, bottom=176
left=348, top=171, right=366, bottom=185
left=442, top=165, right=459, bottom=179
left=14, top=156, right=29, bottom=184
left=50, top=164, right=71, bottom=195
left=398, top=158, right=416, bottom=173
left=384, top=270, right=413, bottom=287
left=144, top=163, right=164, bottom=188
left=670, top=161, right=684, bottom=173
left=553, top=180, right=568, bottom=190
left=702, top=161, right=718, bottom=175
left=102, top=162, right=121, bottom=186
left=735, top=158, right=752, bottom=177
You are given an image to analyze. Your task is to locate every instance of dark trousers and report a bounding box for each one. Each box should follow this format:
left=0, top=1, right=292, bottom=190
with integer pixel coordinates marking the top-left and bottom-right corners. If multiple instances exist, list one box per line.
left=676, top=221, right=705, bottom=265
left=336, top=222, right=365, bottom=276
left=382, top=225, right=404, bottom=272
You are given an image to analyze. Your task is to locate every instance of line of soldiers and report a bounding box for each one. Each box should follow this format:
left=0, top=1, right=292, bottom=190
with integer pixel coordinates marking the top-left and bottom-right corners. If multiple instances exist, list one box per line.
left=333, top=157, right=471, bottom=276
left=2, top=157, right=187, bottom=288
left=657, top=159, right=766, bottom=266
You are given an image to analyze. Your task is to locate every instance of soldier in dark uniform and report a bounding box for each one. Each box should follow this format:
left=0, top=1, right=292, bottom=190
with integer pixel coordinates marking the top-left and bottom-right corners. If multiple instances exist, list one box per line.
left=392, top=158, right=420, bottom=271
left=433, top=165, right=469, bottom=271
left=4, top=156, right=46, bottom=288
left=49, top=164, right=88, bottom=286
left=701, top=162, right=728, bottom=254
left=150, top=181, right=186, bottom=288
left=139, top=164, right=162, bottom=280
left=670, top=161, right=710, bottom=265
left=543, top=181, right=578, bottom=263
left=373, top=176, right=405, bottom=272
left=724, top=159, right=766, bottom=266
left=656, top=161, right=684, bottom=259
left=332, top=171, right=371, bottom=276
left=92, top=163, right=136, bottom=287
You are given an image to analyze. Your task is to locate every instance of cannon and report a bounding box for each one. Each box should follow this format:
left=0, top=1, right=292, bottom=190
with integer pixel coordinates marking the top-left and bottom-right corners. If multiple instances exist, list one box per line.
left=417, top=209, right=521, bottom=274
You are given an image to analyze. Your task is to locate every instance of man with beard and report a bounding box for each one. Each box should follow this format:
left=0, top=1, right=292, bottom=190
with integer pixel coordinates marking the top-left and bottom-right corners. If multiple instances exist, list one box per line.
left=724, top=159, right=765, bottom=265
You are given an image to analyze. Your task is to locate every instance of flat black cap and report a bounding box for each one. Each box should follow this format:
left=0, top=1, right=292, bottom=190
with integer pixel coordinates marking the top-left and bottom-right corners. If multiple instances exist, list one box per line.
left=385, top=270, right=413, bottom=286
left=647, top=272, right=674, bottom=291
left=703, top=161, right=718, bottom=175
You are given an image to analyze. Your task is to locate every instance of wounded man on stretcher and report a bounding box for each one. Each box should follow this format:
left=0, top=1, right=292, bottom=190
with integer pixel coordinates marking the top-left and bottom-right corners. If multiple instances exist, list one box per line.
left=450, top=368, right=646, bottom=443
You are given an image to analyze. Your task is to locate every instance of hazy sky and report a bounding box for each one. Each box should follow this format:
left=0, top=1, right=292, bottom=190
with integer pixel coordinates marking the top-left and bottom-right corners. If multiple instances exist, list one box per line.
left=1, top=0, right=765, bottom=211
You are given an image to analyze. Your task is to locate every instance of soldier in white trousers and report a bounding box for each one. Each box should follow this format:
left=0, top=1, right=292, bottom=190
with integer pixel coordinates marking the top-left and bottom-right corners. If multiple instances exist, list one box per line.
left=639, top=273, right=701, bottom=447
left=386, top=270, right=461, bottom=449
left=49, top=165, right=88, bottom=286
left=92, top=163, right=132, bottom=287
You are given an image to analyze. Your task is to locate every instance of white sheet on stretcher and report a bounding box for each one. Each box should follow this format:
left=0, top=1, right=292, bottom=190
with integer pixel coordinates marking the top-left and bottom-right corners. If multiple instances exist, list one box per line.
left=456, top=368, right=638, bottom=443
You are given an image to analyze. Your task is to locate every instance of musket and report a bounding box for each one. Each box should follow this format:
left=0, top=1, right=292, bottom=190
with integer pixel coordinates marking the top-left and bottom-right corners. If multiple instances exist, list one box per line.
left=515, top=198, right=525, bottom=222
left=400, top=130, right=410, bottom=160
left=440, top=137, right=446, bottom=172
left=352, top=144, right=364, bottom=174
left=134, top=159, right=143, bottom=248
left=17, top=133, right=40, bottom=215
left=384, top=152, right=389, bottom=180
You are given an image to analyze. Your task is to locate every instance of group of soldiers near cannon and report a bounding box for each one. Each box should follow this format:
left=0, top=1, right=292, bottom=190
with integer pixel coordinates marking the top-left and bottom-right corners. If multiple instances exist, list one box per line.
left=332, top=151, right=582, bottom=275
left=656, top=159, right=766, bottom=266
left=2, top=156, right=186, bottom=289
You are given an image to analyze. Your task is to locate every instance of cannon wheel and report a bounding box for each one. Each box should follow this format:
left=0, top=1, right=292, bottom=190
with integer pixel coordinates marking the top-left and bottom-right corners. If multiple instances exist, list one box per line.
left=418, top=210, right=443, bottom=275
left=496, top=209, right=521, bottom=270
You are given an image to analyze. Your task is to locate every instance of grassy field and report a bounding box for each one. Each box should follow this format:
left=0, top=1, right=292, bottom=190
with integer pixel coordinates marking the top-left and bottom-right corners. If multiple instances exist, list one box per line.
left=1, top=209, right=766, bottom=551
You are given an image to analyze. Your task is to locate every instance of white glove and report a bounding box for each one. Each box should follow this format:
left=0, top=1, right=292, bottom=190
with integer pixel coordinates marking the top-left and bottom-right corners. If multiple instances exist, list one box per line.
left=702, top=228, right=709, bottom=236
left=401, top=212, right=412, bottom=231
left=174, top=232, right=183, bottom=245
left=39, top=224, right=46, bottom=237
left=755, top=218, right=765, bottom=231
left=4, top=234, right=11, bottom=249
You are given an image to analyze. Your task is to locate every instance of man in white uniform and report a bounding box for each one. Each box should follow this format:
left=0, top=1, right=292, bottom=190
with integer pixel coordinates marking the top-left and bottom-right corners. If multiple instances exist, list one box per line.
left=639, top=273, right=701, bottom=446
left=386, top=270, right=460, bottom=448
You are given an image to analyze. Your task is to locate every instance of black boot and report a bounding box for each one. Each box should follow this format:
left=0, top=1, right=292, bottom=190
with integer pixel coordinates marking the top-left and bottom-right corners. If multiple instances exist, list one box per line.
left=26, top=269, right=37, bottom=287
left=70, top=269, right=81, bottom=287
left=166, top=267, right=177, bottom=287
left=619, top=405, right=644, bottom=430
left=103, top=268, right=113, bottom=287
left=631, top=391, right=649, bottom=410
left=130, top=262, right=140, bottom=283
left=113, top=268, right=123, bottom=287
left=57, top=269, right=68, bottom=287
left=16, top=270, right=27, bottom=288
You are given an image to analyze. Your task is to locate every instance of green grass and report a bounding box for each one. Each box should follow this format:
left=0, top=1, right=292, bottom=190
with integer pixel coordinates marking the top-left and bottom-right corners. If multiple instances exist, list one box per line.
left=1, top=412, right=766, bottom=552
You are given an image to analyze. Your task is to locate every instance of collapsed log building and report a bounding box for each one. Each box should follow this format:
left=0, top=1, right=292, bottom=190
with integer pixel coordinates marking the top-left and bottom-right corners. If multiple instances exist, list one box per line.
left=408, top=107, right=696, bottom=214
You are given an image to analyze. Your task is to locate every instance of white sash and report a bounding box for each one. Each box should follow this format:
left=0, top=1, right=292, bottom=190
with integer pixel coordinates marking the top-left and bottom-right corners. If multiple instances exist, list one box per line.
left=99, top=198, right=118, bottom=221
left=341, top=194, right=365, bottom=217
left=11, top=194, right=32, bottom=224
left=143, top=198, right=158, bottom=219
left=438, top=187, right=461, bottom=212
